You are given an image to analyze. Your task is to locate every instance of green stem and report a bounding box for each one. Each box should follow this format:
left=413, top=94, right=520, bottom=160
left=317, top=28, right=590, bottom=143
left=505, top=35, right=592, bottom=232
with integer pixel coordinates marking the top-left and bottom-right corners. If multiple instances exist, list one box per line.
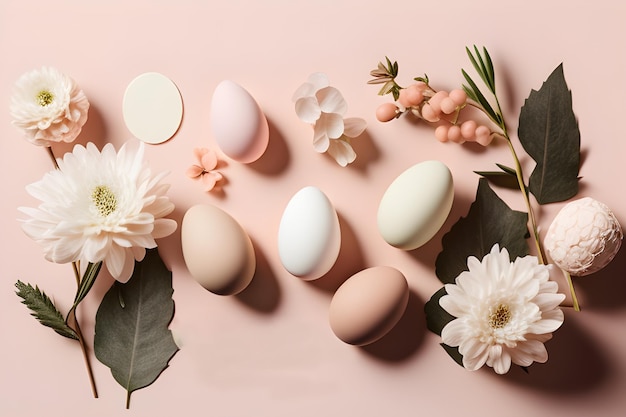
left=492, top=96, right=579, bottom=310
left=563, top=270, right=581, bottom=311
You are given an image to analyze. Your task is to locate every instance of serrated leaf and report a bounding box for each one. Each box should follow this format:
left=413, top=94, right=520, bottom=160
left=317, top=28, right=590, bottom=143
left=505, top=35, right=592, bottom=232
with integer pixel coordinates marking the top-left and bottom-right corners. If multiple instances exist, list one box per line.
left=435, top=179, right=529, bottom=284
left=94, top=248, right=179, bottom=409
left=15, top=280, right=78, bottom=340
left=518, top=64, right=580, bottom=204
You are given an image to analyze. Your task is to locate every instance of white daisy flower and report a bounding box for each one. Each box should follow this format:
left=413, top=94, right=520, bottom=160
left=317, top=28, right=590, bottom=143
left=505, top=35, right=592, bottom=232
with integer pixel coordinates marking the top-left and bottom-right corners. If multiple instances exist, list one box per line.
left=19, top=141, right=177, bottom=282
left=293, top=72, right=366, bottom=166
left=439, top=244, right=565, bottom=374
left=10, top=66, right=89, bottom=146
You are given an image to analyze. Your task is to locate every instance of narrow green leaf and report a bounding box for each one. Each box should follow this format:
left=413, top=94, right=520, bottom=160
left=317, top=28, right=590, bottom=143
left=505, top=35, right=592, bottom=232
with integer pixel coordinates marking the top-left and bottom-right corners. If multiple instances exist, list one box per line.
left=518, top=64, right=580, bottom=204
left=473, top=170, right=520, bottom=190
left=435, top=179, right=529, bottom=284
left=15, top=280, right=78, bottom=340
left=94, top=248, right=179, bottom=409
left=495, top=163, right=517, bottom=176
left=462, top=70, right=498, bottom=123
left=482, top=46, right=496, bottom=93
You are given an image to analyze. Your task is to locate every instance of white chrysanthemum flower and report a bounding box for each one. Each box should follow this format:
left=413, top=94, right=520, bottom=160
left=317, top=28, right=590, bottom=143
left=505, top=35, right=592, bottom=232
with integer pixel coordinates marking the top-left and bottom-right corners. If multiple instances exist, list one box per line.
left=544, top=197, right=623, bottom=276
left=439, top=244, right=565, bottom=374
left=293, top=72, right=366, bottom=166
left=19, top=141, right=177, bottom=282
left=10, top=67, right=89, bottom=146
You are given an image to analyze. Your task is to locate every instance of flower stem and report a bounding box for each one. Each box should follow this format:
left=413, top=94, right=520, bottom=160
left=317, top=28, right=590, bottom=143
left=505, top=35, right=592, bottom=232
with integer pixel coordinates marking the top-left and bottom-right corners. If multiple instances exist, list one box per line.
left=491, top=97, right=580, bottom=310
left=45, top=146, right=100, bottom=397
left=563, top=270, right=581, bottom=311
left=46, top=146, right=60, bottom=169
left=67, top=308, right=99, bottom=398
left=502, top=134, right=544, bottom=264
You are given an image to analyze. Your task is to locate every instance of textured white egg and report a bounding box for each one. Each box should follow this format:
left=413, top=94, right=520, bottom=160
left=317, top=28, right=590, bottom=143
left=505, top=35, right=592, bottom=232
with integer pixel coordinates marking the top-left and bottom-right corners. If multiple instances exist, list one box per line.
left=181, top=204, right=256, bottom=295
left=377, top=160, right=454, bottom=250
left=210, top=80, right=269, bottom=163
left=329, top=266, right=409, bottom=346
left=278, top=186, right=341, bottom=280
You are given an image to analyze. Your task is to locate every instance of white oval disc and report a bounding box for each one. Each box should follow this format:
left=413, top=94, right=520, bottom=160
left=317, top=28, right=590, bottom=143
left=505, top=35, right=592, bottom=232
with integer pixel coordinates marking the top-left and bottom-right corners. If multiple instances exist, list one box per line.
left=123, top=72, right=183, bottom=144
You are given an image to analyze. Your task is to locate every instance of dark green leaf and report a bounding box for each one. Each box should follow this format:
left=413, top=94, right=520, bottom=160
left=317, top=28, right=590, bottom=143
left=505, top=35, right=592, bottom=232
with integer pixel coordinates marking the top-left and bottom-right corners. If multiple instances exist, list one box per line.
left=466, top=46, right=494, bottom=93
left=482, top=46, right=496, bottom=93
left=95, top=248, right=179, bottom=409
left=15, top=280, right=78, bottom=340
left=441, top=343, right=464, bottom=368
left=424, top=287, right=464, bottom=367
left=474, top=170, right=520, bottom=190
left=462, top=70, right=498, bottom=123
left=424, top=287, right=454, bottom=336
left=435, top=179, right=529, bottom=284
left=495, top=163, right=516, bottom=176
left=518, top=64, right=580, bottom=204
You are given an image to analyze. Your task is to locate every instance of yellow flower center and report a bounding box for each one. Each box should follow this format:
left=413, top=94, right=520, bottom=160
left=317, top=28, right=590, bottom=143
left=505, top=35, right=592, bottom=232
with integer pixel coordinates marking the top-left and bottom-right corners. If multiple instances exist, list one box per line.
left=36, top=90, right=55, bottom=106
left=92, top=185, right=117, bottom=217
left=488, top=303, right=512, bottom=329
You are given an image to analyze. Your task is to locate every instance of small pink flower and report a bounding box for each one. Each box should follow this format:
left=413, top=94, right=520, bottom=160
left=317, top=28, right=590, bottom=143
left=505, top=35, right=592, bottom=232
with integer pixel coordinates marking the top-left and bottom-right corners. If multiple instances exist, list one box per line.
left=186, top=147, right=223, bottom=191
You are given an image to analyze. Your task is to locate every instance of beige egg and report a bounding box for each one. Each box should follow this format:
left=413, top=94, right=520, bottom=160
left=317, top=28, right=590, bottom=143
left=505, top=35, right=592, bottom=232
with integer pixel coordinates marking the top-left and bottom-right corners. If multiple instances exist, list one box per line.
left=181, top=204, right=256, bottom=295
left=329, top=266, right=409, bottom=346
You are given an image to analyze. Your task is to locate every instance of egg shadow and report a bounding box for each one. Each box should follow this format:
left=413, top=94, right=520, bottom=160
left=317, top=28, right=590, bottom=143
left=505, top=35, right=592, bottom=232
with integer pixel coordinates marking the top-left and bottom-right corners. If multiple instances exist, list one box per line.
left=574, top=242, right=626, bottom=311
left=493, top=314, right=610, bottom=395
left=359, top=289, right=426, bottom=362
left=309, top=212, right=366, bottom=293
left=405, top=190, right=475, bottom=271
left=247, top=117, right=290, bottom=176
left=234, top=238, right=281, bottom=313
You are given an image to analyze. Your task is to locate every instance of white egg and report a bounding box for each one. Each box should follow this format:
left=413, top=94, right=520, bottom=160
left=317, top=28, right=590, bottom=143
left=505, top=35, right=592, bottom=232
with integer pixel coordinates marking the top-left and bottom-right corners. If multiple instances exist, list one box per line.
left=210, top=80, right=269, bottom=163
left=181, top=204, right=256, bottom=295
left=278, top=186, right=341, bottom=280
left=377, top=160, right=454, bottom=250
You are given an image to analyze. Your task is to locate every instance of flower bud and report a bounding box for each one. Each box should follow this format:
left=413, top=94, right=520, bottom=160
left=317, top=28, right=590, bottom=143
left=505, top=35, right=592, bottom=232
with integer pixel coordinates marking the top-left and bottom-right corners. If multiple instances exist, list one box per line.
left=544, top=197, right=623, bottom=276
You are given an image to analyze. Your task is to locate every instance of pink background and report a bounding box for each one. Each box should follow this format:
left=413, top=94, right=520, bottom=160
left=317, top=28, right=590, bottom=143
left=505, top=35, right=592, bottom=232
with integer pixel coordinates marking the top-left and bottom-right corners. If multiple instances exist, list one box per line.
left=1, top=1, right=625, bottom=416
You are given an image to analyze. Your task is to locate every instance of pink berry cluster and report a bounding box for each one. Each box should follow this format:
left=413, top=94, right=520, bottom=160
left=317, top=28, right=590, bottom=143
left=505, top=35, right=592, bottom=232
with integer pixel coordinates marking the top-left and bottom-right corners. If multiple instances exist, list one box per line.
left=375, top=82, right=494, bottom=146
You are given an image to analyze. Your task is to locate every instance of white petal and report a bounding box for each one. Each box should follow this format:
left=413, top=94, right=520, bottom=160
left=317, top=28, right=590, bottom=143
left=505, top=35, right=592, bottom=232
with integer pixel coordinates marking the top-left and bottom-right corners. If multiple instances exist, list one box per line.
left=307, top=72, right=330, bottom=90
left=295, top=96, right=321, bottom=123
left=316, top=87, right=347, bottom=115
left=312, top=125, right=330, bottom=153
left=327, top=138, right=356, bottom=167
left=105, top=244, right=128, bottom=280
left=342, top=117, right=367, bottom=138
left=317, top=112, right=344, bottom=139
left=440, top=319, right=466, bottom=347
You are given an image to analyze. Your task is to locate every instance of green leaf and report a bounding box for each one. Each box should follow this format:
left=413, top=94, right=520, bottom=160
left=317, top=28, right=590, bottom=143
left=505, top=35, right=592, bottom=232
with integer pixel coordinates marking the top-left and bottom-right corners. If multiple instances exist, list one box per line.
left=424, top=287, right=454, bottom=336
left=94, top=248, right=179, bottom=409
left=424, top=287, right=464, bottom=367
left=435, top=179, right=529, bottom=284
left=474, top=164, right=520, bottom=190
left=15, top=280, right=78, bottom=340
left=466, top=46, right=495, bottom=93
left=518, top=64, right=580, bottom=204
left=462, top=69, right=498, bottom=123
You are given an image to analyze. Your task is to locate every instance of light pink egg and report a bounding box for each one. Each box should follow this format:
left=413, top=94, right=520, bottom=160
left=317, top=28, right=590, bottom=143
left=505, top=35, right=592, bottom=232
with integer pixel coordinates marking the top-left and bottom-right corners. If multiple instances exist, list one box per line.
left=329, top=266, right=409, bottom=346
left=210, top=80, right=269, bottom=163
